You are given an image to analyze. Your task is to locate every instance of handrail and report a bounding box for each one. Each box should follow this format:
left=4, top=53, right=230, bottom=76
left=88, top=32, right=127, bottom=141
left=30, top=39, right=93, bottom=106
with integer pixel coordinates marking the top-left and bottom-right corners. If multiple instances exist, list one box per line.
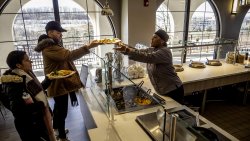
left=168, top=42, right=236, bottom=50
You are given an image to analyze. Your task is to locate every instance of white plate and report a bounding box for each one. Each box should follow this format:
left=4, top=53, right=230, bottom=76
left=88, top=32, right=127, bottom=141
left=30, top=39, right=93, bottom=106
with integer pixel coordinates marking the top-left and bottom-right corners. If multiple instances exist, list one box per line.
left=47, top=71, right=76, bottom=79
left=97, top=39, right=121, bottom=44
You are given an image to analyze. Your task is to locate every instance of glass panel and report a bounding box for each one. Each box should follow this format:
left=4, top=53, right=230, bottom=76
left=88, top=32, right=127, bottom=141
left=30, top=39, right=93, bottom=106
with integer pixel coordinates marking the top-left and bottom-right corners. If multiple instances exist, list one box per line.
left=0, top=14, right=16, bottom=42
left=188, top=1, right=218, bottom=61
left=0, top=0, right=115, bottom=72
left=185, top=45, right=215, bottom=62
left=0, top=1, right=21, bottom=13
left=58, top=0, right=92, bottom=40
left=21, top=0, right=54, bottom=12
left=57, top=0, right=94, bottom=66
left=239, top=10, right=250, bottom=54
left=14, top=1, right=54, bottom=70
left=189, top=1, right=217, bottom=44
left=57, top=0, right=115, bottom=62
left=171, top=42, right=236, bottom=65
left=156, top=0, right=185, bottom=47
left=0, top=42, right=16, bottom=68
left=157, top=0, right=219, bottom=63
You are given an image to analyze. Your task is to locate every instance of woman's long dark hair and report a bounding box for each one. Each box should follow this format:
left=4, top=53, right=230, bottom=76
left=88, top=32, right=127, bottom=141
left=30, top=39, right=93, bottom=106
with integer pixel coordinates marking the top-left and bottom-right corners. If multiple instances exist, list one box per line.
left=6, top=50, right=26, bottom=70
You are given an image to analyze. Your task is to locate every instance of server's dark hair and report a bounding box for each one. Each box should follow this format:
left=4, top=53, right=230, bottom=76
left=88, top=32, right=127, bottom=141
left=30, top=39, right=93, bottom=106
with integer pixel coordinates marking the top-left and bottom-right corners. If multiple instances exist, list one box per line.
left=6, top=50, right=26, bottom=69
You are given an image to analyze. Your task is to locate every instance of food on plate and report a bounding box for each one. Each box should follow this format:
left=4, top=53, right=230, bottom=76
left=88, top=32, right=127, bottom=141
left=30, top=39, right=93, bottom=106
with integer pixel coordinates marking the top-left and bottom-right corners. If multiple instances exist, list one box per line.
left=173, top=64, right=184, bottom=72
left=0, top=75, right=23, bottom=83
left=206, top=59, right=222, bottom=66
left=209, top=62, right=222, bottom=66
left=51, top=70, right=73, bottom=76
left=189, top=61, right=206, bottom=68
left=47, top=70, right=75, bottom=79
left=207, top=59, right=220, bottom=63
left=134, top=97, right=152, bottom=105
left=191, top=61, right=204, bottom=65
left=97, top=38, right=121, bottom=44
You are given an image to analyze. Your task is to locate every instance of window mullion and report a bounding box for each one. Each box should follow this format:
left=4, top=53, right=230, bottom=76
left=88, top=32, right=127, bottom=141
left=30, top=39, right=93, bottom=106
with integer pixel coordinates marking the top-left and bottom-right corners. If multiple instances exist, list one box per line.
left=183, top=0, right=191, bottom=63
left=52, top=0, right=60, bottom=22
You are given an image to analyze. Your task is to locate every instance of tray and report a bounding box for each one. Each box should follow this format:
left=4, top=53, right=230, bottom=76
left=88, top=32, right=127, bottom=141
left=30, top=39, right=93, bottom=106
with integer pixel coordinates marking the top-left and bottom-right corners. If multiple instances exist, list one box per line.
left=108, top=85, right=165, bottom=114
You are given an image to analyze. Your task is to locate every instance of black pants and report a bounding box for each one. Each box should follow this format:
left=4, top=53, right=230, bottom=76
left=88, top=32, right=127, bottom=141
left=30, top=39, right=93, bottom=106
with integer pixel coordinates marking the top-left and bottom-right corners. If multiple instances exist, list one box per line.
left=53, top=94, right=68, bottom=139
left=165, top=85, right=184, bottom=104
left=15, top=117, right=49, bottom=141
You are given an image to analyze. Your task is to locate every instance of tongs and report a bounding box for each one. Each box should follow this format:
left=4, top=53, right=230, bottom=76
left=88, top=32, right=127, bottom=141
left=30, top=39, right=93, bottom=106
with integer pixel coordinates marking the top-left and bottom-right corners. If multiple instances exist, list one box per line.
left=152, top=93, right=166, bottom=104
left=135, top=81, right=144, bottom=96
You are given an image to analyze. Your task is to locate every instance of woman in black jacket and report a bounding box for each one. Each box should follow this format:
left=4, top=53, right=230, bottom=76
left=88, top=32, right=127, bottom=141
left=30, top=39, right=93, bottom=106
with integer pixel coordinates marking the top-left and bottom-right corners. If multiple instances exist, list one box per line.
left=0, top=51, right=56, bottom=141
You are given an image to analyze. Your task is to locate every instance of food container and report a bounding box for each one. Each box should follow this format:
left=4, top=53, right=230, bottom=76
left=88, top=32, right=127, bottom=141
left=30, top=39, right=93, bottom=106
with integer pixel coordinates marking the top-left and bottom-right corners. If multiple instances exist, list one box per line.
left=225, top=52, right=244, bottom=64
left=108, top=84, right=162, bottom=114
left=95, top=68, right=102, bottom=83
left=127, top=64, right=145, bottom=79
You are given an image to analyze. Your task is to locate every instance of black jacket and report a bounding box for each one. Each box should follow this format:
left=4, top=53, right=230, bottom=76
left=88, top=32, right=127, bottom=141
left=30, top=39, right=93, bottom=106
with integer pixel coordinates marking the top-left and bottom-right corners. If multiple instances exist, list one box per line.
left=0, top=70, right=51, bottom=119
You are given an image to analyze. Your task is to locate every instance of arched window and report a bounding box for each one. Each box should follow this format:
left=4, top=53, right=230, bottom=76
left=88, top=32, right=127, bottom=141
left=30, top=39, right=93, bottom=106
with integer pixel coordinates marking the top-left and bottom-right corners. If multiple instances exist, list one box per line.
left=0, top=0, right=115, bottom=72
left=239, top=10, right=250, bottom=52
left=189, top=2, right=217, bottom=44
left=156, top=4, right=175, bottom=45
left=156, top=0, right=219, bottom=63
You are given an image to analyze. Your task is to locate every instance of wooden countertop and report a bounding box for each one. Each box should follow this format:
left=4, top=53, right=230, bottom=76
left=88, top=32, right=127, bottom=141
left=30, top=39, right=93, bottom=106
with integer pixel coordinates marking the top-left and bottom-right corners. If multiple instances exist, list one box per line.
left=176, top=62, right=250, bottom=94
left=178, top=62, right=250, bottom=83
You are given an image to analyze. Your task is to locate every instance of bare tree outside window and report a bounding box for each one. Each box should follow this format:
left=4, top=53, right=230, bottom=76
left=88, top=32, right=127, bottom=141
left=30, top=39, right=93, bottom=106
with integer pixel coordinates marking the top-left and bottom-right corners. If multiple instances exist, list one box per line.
left=0, top=0, right=116, bottom=74
left=13, top=0, right=96, bottom=71
left=156, top=0, right=218, bottom=63
left=239, top=11, right=250, bottom=53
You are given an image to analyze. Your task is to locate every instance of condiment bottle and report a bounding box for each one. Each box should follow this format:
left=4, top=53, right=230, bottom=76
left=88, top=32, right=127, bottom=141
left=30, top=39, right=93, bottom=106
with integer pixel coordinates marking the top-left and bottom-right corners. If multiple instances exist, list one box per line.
left=21, top=75, right=33, bottom=104
left=22, top=92, right=33, bottom=104
left=245, top=51, right=248, bottom=60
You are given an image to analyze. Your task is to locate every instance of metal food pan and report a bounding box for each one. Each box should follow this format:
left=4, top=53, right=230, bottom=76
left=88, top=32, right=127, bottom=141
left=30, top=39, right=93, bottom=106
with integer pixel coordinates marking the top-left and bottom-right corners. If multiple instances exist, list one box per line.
left=109, top=84, right=160, bottom=114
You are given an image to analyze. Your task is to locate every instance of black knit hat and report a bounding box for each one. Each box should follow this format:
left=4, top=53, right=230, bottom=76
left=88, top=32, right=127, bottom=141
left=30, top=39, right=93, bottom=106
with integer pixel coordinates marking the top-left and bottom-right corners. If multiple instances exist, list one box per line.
left=155, top=29, right=169, bottom=42
left=45, top=21, right=67, bottom=33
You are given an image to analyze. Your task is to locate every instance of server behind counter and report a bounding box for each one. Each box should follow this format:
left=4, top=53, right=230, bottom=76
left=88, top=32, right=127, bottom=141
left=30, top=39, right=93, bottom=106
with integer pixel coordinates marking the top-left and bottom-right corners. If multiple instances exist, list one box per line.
left=113, top=29, right=184, bottom=104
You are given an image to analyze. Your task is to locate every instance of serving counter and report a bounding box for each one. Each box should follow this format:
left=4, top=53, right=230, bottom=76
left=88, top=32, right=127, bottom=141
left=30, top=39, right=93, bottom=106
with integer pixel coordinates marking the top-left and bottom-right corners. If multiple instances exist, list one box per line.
left=177, top=62, right=250, bottom=113
left=97, top=61, right=250, bottom=113
left=179, top=62, right=250, bottom=94
left=122, top=61, right=250, bottom=113
left=78, top=63, right=242, bottom=141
